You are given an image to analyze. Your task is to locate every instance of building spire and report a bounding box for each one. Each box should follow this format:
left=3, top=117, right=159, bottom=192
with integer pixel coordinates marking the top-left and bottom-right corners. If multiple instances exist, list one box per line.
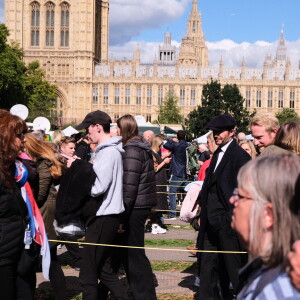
left=275, top=26, right=287, bottom=67
left=178, top=0, right=209, bottom=67
left=192, top=0, right=198, bottom=12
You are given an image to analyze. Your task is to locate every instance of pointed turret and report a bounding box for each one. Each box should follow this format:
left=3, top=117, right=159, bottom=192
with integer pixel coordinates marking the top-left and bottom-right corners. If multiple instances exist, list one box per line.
left=158, top=32, right=176, bottom=65
left=135, top=44, right=140, bottom=65
left=218, top=56, right=224, bottom=79
left=275, top=26, right=287, bottom=67
left=241, top=57, right=246, bottom=79
left=178, top=0, right=209, bottom=67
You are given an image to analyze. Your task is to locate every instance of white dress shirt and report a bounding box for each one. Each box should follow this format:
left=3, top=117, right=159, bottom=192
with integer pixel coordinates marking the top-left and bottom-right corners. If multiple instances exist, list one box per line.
left=213, top=139, right=234, bottom=172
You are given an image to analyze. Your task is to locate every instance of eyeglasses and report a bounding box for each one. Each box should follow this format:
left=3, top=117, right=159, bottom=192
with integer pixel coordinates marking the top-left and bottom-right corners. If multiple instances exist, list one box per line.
left=232, top=188, right=253, bottom=204
left=16, top=132, right=26, bottom=140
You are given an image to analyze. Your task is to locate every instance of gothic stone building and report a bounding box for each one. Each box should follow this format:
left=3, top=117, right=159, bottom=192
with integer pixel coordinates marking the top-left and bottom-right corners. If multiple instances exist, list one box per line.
left=4, top=0, right=300, bottom=125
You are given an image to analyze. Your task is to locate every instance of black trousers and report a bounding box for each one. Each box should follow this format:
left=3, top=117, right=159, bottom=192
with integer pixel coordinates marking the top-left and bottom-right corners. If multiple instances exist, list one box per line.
left=49, top=245, right=66, bottom=300
left=122, top=208, right=157, bottom=300
left=61, top=236, right=82, bottom=268
left=80, top=215, right=128, bottom=300
left=199, top=223, right=247, bottom=300
left=0, top=263, right=18, bottom=300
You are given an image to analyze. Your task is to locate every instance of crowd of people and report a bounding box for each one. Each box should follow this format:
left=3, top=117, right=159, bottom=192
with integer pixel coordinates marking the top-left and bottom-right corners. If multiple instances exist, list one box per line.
left=0, top=107, right=300, bottom=300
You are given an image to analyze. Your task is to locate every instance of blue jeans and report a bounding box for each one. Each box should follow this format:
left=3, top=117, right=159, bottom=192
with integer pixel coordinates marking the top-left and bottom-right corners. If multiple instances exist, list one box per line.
left=168, top=175, right=187, bottom=218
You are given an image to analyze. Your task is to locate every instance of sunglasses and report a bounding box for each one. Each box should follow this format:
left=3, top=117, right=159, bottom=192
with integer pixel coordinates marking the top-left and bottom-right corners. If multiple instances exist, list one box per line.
left=16, top=132, right=26, bottom=140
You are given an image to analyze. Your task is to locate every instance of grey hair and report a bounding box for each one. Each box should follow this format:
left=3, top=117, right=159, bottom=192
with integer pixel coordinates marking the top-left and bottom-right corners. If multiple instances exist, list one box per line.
left=199, top=143, right=208, bottom=151
left=237, top=153, right=300, bottom=268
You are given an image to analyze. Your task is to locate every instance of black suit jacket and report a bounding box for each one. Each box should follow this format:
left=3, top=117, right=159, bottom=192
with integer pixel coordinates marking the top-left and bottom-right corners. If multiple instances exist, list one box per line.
left=198, top=139, right=251, bottom=246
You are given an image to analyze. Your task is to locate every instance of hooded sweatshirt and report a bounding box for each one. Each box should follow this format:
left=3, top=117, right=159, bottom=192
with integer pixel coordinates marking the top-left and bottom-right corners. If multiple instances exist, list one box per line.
left=91, top=136, right=125, bottom=216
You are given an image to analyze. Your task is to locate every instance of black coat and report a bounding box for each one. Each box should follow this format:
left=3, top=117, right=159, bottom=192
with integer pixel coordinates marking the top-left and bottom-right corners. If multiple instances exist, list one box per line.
left=153, top=152, right=168, bottom=211
left=0, top=178, right=27, bottom=266
left=55, top=159, right=96, bottom=224
left=122, top=136, right=157, bottom=216
left=198, top=139, right=251, bottom=247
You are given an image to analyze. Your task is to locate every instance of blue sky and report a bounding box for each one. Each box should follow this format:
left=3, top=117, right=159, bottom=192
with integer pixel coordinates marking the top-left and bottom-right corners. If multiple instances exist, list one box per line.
left=109, top=0, right=300, bottom=67
left=1, top=0, right=300, bottom=67
left=133, top=0, right=300, bottom=44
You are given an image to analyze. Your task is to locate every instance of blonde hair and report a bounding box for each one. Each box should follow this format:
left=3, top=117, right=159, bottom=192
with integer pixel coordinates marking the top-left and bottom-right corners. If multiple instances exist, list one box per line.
left=250, top=113, right=279, bottom=133
left=239, top=140, right=257, bottom=159
left=52, top=130, right=65, bottom=145
left=151, top=135, right=163, bottom=153
left=237, top=154, right=300, bottom=268
left=25, top=133, right=63, bottom=179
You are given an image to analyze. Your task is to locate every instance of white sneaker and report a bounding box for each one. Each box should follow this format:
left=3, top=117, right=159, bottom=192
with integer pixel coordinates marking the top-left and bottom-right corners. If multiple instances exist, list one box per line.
left=194, top=276, right=200, bottom=287
left=151, top=224, right=167, bottom=234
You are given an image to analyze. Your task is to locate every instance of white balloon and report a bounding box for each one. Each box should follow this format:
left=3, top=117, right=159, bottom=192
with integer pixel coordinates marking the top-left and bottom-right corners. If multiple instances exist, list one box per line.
left=32, top=117, right=51, bottom=132
left=10, top=104, right=29, bottom=120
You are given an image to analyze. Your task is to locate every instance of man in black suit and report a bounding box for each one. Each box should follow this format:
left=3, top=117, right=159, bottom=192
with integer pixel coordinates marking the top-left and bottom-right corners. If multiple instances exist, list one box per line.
left=198, top=114, right=251, bottom=300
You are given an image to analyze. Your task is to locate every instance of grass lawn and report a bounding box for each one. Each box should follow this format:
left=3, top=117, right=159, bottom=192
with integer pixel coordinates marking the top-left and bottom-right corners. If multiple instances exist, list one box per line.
left=151, top=261, right=197, bottom=272
left=145, top=239, right=193, bottom=247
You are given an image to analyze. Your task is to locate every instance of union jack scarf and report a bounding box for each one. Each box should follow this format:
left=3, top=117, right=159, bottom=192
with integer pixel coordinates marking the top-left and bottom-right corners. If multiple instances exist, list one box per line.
left=15, top=160, right=50, bottom=280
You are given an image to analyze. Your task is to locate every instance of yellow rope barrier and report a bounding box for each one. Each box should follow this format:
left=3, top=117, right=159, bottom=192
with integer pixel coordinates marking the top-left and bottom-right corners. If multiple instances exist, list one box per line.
left=49, top=239, right=247, bottom=254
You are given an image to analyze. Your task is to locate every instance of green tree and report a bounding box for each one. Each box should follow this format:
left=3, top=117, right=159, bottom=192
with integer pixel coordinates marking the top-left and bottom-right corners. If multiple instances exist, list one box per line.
left=275, top=108, right=300, bottom=125
left=222, top=84, right=254, bottom=133
left=0, top=24, right=26, bottom=108
left=187, top=80, right=223, bottom=135
left=23, top=61, right=57, bottom=122
left=186, top=80, right=253, bottom=137
left=157, top=90, right=183, bottom=124
left=0, top=24, right=57, bottom=124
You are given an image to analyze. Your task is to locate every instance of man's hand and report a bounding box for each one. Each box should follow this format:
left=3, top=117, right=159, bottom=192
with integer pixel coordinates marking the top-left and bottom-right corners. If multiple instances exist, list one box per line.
left=118, top=224, right=125, bottom=234
left=287, top=240, right=300, bottom=290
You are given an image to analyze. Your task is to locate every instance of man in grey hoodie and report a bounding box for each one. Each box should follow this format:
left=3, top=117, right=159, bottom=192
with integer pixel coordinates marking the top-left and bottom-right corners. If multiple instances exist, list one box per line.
left=75, top=110, right=128, bottom=300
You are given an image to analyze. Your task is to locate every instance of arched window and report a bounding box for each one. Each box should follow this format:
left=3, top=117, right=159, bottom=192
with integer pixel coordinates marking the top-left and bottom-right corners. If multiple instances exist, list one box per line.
left=31, top=2, right=40, bottom=46
left=60, top=2, right=70, bottom=47
left=46, top=2, right=55, bottom=46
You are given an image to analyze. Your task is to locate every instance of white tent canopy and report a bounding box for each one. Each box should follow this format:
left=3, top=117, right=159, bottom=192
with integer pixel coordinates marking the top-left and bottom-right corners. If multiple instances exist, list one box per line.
left=63, top=126, right=78, bottom=137
left=196, top=131, right=211, bottom=144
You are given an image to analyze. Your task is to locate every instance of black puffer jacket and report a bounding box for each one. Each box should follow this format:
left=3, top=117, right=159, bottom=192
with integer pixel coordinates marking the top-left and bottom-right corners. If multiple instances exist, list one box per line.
left=122, top=136, right=157, bottom=215
left=0, top=178, right=27, bottom=266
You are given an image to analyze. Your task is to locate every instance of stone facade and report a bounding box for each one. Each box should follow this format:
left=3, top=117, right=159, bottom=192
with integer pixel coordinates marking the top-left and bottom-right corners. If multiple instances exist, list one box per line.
left=4, top=0, right=300, bottom=125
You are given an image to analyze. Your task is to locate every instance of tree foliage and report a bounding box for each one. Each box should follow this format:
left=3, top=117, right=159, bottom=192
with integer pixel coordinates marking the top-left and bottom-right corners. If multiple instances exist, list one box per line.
left=0, top=24, right=26, bottom=108
left=275, top=108, right=300, bottom=125
left=0, top=24, right=57, bottom=122
left=187, top=80, right=223, bottom=136
left=157, top=90, right=183, bottom=124
left=24, top=62, right=57, bottom=122
left=221, top=84, right=254, bottom=133
left=186, top=80, right=254, bottom=136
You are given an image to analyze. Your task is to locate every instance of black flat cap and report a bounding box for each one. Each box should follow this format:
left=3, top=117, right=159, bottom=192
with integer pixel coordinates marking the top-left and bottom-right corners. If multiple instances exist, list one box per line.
left=76, top=110, right=112, bottom=130
left=207, top=114, right=236, bottom=131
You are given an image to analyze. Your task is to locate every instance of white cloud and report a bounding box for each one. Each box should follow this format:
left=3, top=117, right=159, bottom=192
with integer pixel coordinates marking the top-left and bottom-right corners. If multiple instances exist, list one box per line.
left=109, top=38, right=300, bottom=69
left=110, top=0, right=189, bottom=45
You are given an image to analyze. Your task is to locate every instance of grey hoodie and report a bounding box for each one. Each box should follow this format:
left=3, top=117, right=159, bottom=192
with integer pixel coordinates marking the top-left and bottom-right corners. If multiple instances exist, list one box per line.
left=91, top=136, right=125, bottom=216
